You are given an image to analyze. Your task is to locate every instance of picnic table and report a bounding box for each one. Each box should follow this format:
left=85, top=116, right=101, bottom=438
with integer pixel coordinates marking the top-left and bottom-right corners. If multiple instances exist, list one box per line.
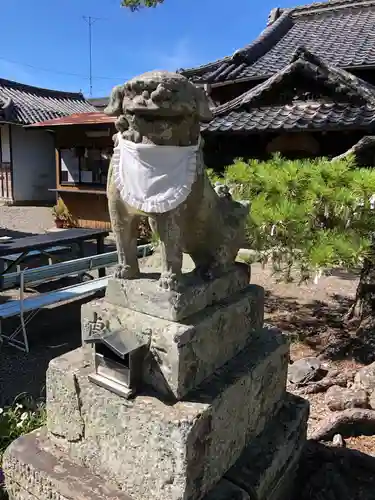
left=0, top=228, right=109, bottom=277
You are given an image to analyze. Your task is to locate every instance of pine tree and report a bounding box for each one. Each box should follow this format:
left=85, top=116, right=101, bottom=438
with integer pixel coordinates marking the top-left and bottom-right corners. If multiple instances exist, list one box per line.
left=210, top=155, right=375, bottom=286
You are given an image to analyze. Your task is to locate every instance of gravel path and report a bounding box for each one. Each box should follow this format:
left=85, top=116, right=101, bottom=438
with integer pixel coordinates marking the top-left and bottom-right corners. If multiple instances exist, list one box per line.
left=0, top=205, right=54, bottom=238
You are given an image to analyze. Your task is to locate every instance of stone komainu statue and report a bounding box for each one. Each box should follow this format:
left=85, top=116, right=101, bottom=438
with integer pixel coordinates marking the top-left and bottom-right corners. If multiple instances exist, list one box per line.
left=105, top=70, right=249, bottom=290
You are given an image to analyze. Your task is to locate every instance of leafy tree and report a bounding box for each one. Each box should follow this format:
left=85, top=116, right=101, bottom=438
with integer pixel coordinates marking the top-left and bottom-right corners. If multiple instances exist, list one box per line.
left=121, top=0, right=164, bottom=10
left=209, top=155, right=375, bottom=284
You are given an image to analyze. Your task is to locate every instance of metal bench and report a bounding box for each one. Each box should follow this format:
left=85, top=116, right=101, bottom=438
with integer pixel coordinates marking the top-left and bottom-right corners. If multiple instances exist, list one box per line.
left=0, top=276, right=109, bottom=353
left=0, top=244, right=152, bottom=291
left=0, top=244, right=153, bottom=352
left=2, top=245, right=71, bottom=270
left=1, top=251, right=117, bottom=291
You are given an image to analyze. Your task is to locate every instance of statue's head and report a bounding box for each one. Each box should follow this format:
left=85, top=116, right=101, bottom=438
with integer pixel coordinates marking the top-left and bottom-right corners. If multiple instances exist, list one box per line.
left=104, top=71, right=212, bottom=145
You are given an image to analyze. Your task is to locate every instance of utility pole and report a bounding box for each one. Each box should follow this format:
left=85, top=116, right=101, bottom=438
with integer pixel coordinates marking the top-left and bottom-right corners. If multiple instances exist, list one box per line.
left=83, top=16, right=101, bottom=97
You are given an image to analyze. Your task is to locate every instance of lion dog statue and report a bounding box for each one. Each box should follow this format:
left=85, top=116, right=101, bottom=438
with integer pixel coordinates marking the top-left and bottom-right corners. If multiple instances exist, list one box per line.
left=105, top=70, right=249, bottom=291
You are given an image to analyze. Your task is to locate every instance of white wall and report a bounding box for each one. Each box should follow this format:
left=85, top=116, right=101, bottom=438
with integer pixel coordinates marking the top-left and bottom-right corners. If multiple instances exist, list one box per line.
left=11, top=125, right=56, bottom=203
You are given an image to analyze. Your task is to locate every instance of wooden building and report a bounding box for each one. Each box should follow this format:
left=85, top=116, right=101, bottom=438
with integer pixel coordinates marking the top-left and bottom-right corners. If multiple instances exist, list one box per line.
left=28, top=113, right=116, bottom=229
left=180, top=0, right=375, bottom=169
left=0, top=79, right=96, bottom=203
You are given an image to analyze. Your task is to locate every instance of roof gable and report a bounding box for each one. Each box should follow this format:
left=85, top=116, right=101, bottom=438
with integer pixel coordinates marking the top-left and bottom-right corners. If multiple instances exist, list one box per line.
left=213, top=48, right=375, bottom=116
left=203, top=48, right=375, bottom=133
left=181, top=0, right=375, bottom=84
left=0, top=78, right=97, bottom=125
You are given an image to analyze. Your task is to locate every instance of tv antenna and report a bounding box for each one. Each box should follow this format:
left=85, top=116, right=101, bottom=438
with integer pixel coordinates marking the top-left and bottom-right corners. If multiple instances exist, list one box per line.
left=83, top=15, right=101, bottom=97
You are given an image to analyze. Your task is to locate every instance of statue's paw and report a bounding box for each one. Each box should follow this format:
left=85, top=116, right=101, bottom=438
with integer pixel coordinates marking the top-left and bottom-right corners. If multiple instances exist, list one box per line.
left=158, top=272, right=179, bottom=291
left=114, top=264, right=138, bottom=279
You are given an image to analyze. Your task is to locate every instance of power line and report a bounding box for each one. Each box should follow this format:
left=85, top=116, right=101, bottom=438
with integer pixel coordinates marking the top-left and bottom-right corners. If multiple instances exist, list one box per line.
left=0, top=55, right=125, bottom=81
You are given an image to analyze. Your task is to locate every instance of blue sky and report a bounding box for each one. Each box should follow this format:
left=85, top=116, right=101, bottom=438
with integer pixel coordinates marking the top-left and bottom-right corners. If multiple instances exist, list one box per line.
left=2, top=0, right=299, bottom=97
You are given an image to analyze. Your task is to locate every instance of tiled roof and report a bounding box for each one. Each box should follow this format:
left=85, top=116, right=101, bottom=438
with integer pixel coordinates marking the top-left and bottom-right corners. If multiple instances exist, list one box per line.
left=203, top=102, right=375, bottom=133
left=27, top=112, right=116, bottom=128
left=203, top=48, right=375, bottom=133
left=0, top=79, right=96, bottom=125
left=181, top=0, right=375, bottom=84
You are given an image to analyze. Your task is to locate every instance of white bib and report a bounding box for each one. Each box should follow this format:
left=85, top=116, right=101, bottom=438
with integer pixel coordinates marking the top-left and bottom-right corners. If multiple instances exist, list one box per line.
left=112, top=133, right=201, bottom=213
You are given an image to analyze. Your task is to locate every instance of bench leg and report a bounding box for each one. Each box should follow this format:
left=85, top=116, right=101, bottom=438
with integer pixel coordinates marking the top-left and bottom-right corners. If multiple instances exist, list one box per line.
left=1, top=310, right=38, bottom=353
left=97, top=236, right=106, bottom=278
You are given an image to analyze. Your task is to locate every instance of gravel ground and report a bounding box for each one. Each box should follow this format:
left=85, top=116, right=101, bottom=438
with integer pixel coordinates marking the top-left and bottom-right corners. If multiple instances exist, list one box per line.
left=0, top=205, right=54, bottom=238
left=0, top=205, right=115, bottom=406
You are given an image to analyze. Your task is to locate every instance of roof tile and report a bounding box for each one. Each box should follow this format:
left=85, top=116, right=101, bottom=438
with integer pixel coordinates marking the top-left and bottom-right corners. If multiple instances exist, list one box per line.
left=0, top=79, right=96, bottom=125
left=182, top=0, right=375, bottom=84
left=203, top=102, right=375, bottom=133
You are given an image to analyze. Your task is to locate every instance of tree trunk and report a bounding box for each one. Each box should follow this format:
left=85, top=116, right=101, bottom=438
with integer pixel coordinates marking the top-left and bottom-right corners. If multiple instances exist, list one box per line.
left=346, top=239, right=375, bottom=322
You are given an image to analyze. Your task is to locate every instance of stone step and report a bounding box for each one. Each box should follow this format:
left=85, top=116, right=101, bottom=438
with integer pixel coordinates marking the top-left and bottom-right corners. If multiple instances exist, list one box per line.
left=3, top=428, right=131, bottom=500
left=45, top=328, right=288, bottom=500
left=3, top=395, right=308, bottom=500
left=82, top=283, right=265, bottom=399
left=104, top=262, right=250, bottom=321
left=219, top=393, right=309, bottom=500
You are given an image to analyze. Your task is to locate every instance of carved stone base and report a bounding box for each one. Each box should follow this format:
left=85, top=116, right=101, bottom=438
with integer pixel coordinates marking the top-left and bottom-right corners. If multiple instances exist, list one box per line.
left=81, top=283, right=264, bottom=399
left=3, top=395, right=308, bottom=500
left=105, top=262, right=250, bottom=321
left=42, top=328, right=287, bottom=500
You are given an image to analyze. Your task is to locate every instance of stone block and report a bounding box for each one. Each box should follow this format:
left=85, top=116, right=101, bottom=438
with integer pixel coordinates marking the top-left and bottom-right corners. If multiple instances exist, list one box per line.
left=3, top=396, right=308, bottom=500
left=3, top=429, right=131, bottom=500
left=46, top=329, right=288, bottom=500
left=105, top=262, right=250, bottom=321
left=222, top=393, right=309, bottom=500
left=81, top=284, right=265, bottom=399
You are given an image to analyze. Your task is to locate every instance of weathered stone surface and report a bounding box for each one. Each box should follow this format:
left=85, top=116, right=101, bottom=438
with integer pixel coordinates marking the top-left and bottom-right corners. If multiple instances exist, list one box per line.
left=3, top=395, right=308, bottom=500
left=222, top=394, right=309, bottom=500
left=105, top=262, right=251, bottom=321
left=46, top=348, right=90, bottom=441
left=369, top=390, right=375, bottom=410
left=325, top=385, right=368, bottom=411
left=3, top=429, right=131, bottom=500
left=287, top=357, right=321, bottom=385
left=354, top=361, right=375, bottom=392
left=82, top=283, right=264, bottom=399
left=47, top=329, right=288, bottom=500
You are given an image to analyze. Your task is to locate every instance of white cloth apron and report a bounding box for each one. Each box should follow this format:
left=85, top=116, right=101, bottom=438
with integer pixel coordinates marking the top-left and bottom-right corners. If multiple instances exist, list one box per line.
left=112, top=133, right=201, bottom=213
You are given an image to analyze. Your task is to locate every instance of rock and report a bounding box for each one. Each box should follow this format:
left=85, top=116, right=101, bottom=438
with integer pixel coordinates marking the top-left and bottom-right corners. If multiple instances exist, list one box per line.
left=354, top=362, right=375, bottom=392
left=332, top=434, right=345, bottom=447
left=287, top=357, right=321, bottom=385
left=325, top=385, right=368, bottom=411
left=369, top=390, right=375, bottom=410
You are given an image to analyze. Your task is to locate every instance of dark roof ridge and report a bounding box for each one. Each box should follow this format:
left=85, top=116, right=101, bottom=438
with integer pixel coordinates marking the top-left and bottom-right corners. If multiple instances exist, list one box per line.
left=180, top=10, right=294, bottom=80
left=231, top=10, right=293, bottom=66
left=0, top=77, right=86, bottom=100
left=281, top=0, right=375, bottom=17
left=212, top=47, right=375, bottom=117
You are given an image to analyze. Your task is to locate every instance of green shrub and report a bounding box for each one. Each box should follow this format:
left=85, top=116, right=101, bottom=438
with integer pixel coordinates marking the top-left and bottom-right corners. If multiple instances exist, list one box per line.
left=0, top=394, right=46, bottom=498
left=212, top=155, right=375, bottom=281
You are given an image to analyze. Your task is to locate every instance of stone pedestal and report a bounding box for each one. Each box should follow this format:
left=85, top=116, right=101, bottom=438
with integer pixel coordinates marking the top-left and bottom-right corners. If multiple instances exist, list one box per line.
left=3, top=263, right=309, bottom=500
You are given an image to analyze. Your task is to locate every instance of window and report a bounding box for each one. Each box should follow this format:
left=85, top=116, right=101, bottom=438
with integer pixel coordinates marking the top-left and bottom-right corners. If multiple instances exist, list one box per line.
left=59, top=147, right=111, bottom=186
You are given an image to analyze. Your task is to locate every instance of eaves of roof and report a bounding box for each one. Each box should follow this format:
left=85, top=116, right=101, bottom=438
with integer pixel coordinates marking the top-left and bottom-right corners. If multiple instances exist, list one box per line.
left=0, top=78, right=97, bottom=126
left=180, top=0, right=375, bottom=85
left=204, top=47, right=375, bottom=134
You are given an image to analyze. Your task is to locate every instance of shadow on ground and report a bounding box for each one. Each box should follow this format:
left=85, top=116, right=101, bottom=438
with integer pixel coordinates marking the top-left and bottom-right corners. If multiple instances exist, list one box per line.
left=264, top=290, right=375, bottom=364
left=0, top=229, right=36, bottom=239
left=0, top=295, right=101, bottom=407
left=293, top=440, right=375, bottom=500
left=0, top=239, right=117, bottom=407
